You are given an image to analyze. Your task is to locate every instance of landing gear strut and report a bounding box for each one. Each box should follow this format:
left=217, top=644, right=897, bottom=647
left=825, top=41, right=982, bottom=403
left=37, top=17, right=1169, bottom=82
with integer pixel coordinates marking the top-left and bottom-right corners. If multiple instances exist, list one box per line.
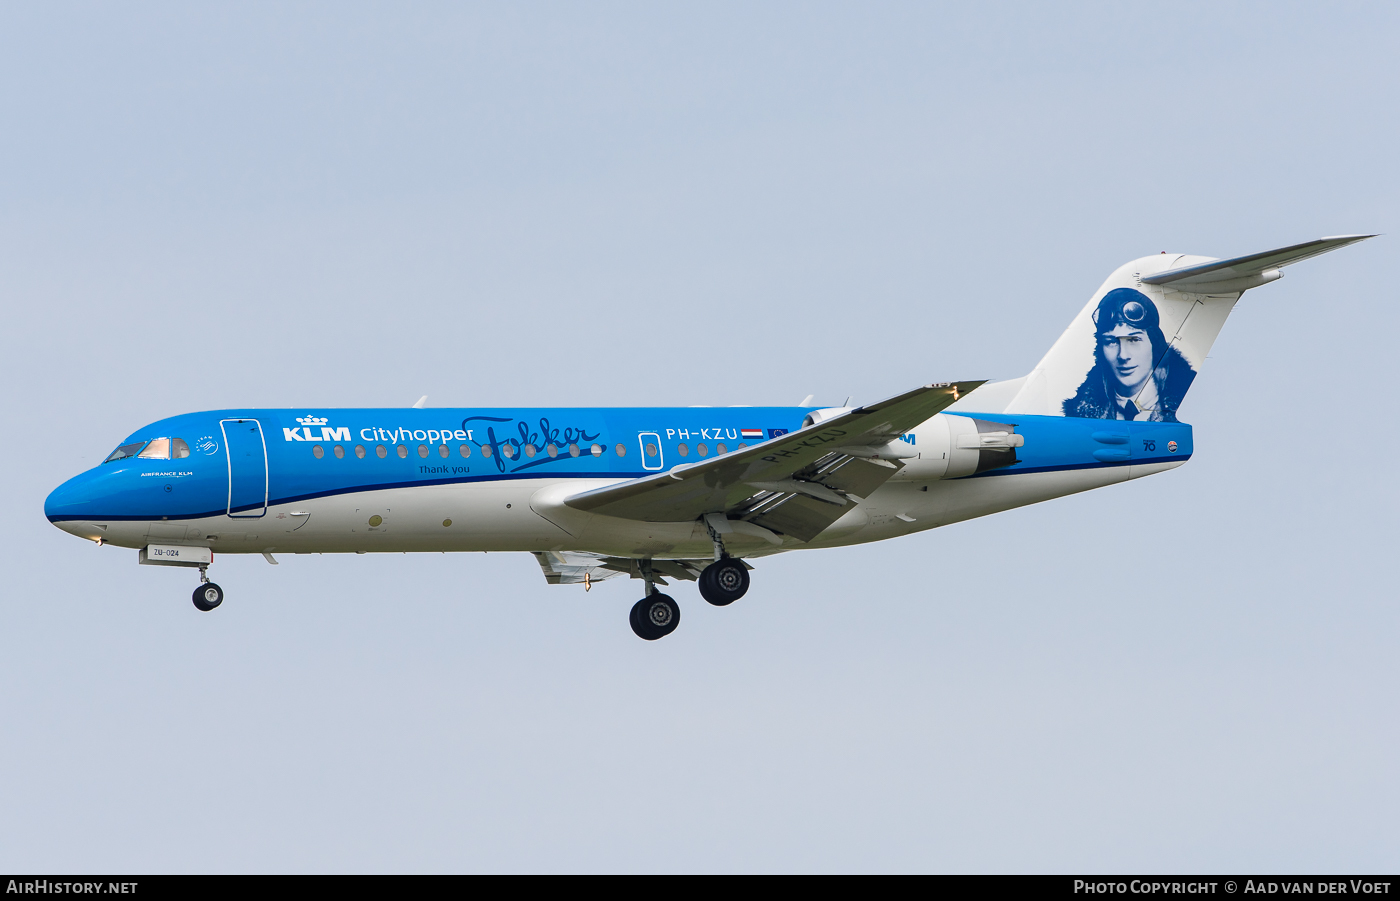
left=699, top=558, right=750, bottom=607
left=630, top=570, right=680, bottom=641
left=699, top=515, right=752, bottom=607
left=192, top=564, right=223, bottom=612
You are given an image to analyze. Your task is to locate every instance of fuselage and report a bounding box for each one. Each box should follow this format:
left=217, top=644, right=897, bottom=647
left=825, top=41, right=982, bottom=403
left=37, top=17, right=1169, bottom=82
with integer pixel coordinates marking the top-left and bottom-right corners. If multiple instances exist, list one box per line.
left=45, top=405, right=1192, bottom=561
left=40, top=235, right=1367, bottom=638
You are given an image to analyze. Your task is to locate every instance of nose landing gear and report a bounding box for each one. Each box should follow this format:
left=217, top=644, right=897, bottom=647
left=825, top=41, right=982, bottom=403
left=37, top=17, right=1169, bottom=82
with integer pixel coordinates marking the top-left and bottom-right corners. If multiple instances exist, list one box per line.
left=193, top=582, right=224, bottom=611
left=139, top=545, right=224, bottom=611
left=192, top=563, right=223, bottom=612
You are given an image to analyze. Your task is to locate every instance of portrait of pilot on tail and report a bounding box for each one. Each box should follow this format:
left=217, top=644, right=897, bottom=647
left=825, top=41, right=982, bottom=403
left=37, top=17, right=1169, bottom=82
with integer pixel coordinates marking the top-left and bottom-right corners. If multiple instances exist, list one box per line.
left=1062, top=287, right=1196, bottom=422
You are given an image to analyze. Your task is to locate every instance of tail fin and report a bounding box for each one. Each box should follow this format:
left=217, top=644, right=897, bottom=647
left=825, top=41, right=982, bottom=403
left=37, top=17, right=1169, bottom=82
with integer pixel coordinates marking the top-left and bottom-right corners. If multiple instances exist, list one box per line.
left=1002, top=235, right=1374, bottom=421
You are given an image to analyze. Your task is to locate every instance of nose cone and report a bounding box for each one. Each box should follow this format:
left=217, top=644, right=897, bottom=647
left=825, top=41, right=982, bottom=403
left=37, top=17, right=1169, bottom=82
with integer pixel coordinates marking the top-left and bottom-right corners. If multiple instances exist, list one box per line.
left=45, top=470, right=112, bottom=538
left=46, top=474, right=82, bottom=520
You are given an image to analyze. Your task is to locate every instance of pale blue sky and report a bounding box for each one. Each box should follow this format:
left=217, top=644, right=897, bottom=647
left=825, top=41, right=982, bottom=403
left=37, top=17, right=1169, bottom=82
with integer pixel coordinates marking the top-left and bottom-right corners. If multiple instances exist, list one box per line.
left=1, top=1, right=1396, bottom=872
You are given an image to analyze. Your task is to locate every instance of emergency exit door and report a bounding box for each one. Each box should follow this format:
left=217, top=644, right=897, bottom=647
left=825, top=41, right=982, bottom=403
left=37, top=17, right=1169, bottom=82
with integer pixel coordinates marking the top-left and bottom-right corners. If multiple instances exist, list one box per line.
left=638, top=432, right=664, bottom=471
left=221, top=419, right=268, bottom=518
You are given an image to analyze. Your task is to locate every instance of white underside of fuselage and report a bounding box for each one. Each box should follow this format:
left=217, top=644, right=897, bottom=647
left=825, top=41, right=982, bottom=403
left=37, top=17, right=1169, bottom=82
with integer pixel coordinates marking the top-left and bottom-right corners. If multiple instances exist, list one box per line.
left=59, top=461, right=1183, bottom=563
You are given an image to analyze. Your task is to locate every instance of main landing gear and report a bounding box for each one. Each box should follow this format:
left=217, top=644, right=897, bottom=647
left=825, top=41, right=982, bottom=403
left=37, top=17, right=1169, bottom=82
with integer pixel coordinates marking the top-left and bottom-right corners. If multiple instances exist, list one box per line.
left=628, top=550, right=752, bottom=641
left=192, top=564, right=223, bottom=612
left=193, top=582, right=224, bottom=611
left=630, top=591, right=680, bottom=641
left=698, top=557, right=749, bottom=607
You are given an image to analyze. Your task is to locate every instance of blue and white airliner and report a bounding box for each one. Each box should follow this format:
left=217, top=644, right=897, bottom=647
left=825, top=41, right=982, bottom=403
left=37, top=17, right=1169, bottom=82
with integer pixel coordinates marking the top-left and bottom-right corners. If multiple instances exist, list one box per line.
left=45, top=236, right=1372, bottom=639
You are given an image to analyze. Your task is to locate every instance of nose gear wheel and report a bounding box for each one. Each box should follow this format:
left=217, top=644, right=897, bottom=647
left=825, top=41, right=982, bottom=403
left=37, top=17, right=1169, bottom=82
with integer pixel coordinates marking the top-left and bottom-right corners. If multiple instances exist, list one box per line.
left=192, top=583, right=224, bottom=612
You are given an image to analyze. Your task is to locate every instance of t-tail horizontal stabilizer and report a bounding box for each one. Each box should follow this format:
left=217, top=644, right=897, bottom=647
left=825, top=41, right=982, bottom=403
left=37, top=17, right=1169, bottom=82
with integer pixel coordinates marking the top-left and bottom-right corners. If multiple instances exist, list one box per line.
left=1141, top=234, right=1375, bottom=294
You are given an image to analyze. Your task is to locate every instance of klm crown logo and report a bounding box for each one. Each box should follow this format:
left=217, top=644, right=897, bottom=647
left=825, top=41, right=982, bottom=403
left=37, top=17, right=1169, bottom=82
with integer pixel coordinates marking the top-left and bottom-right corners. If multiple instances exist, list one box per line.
left=285, top=415, right=348, bottom=443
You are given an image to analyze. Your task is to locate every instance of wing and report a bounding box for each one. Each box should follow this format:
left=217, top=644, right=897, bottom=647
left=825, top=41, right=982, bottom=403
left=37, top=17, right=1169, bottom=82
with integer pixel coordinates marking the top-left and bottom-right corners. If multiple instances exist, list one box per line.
left=562, top=380, right=983, bottom=542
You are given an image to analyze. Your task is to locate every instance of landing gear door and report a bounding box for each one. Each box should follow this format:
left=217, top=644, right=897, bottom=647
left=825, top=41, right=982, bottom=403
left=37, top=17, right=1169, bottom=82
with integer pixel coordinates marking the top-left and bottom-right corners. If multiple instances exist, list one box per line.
left=221, top=419, right=268, bottom=518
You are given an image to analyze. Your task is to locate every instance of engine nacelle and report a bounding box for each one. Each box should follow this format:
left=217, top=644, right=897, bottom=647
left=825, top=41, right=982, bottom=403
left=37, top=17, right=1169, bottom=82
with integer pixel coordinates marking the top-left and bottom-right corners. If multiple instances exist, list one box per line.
left=889, top=414, right=1024, bottom=481
left=801, top=407, right=855, bottom=428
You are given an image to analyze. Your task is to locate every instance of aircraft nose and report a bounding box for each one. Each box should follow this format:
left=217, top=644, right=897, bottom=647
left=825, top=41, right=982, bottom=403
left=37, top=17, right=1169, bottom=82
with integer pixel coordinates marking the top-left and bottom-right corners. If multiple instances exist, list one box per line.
left=45, top=470, right=107, bottom=533
left=46, top=475, right=84, bottom=519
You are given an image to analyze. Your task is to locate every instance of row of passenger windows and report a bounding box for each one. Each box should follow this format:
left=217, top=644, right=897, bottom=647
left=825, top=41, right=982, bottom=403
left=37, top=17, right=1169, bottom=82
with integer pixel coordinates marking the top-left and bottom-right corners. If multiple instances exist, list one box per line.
left=104, top=437, right=191, bottom=463
left=667, top=442, right=737, bottom=457
left=103, top=436, right=753, bottom=465
left=311, top=442, right=606, bottom=460
left=308, top=441, right=745, bottom=460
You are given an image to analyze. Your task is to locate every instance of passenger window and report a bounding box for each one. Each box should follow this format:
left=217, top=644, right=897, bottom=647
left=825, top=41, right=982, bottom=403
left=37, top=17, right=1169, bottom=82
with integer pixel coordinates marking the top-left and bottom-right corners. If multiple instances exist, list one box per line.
left=717, top=443, right=728, bottom=455
left=355, top=445, right=366, bottom=459
left=502, top=444, right=515, bottom=459
left=569, top=443, right=580, bottom=458
left=313, top=445, right=325, bottom=459
left=334, top=445, right=345, bottom=459
left=377, top=445, right=388, bottom=458
left=397, top=445, right=408, bottom=458
left=547, top=444, right=558, bottom=458
left=438, top=445, right=449, bottom=458
left=697, top=443, right=709, bottom=457
left=481, top=444, right=493, bottom=458
left=459, top=444, right=471, bottom=458
left=645, top=443, right=658, bottom=458
left=104, top=441, right=148, bottom=463
left=417, top=445, right=429, bottom=458
left=524, top=444, right=537, bottom=457
left=138, top=438, right=171, bottom=460
left=590, top=444, right=603, bottom=457
left=615, top=444, right=626, bottom=457
left=677, top=443, right=689, bottom=457
left=172, top=439, right=191, bottom=459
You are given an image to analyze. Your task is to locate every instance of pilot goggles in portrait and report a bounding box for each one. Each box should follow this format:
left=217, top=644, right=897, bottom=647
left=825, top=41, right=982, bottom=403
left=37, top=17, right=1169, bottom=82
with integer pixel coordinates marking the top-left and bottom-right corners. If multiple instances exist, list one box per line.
left=1092, top=295, right=1151, bottom=330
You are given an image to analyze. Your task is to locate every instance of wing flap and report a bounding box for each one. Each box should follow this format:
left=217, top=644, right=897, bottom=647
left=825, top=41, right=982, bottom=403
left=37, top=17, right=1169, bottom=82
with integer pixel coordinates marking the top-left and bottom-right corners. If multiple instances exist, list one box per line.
left=744, top=494, right=847, bottom=542
left=737, top=453, right=899, bottom=541
left=532, top=551, right=627, bottom=586
left=532, top=551, right=711, bottom=586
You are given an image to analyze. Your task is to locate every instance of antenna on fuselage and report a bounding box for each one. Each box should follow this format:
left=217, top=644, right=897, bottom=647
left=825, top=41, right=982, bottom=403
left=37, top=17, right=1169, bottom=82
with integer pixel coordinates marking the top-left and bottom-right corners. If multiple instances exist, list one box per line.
left=413, top=395, right=428, bottom=408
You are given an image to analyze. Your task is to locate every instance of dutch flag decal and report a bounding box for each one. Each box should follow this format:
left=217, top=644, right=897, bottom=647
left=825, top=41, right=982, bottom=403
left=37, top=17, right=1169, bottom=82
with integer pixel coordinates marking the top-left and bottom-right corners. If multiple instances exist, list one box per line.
left=741, top=429, right=764, bottom=439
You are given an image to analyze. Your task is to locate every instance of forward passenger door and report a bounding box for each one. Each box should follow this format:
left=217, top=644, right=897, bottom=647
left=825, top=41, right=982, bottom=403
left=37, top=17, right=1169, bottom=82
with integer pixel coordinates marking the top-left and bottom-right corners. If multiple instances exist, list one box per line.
left=221, top=419, right=268, bottom=518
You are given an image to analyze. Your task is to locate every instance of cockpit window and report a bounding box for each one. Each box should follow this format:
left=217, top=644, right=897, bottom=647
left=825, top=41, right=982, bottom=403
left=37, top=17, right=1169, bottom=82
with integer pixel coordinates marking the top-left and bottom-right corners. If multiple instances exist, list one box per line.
left=172, top=438, right=190, bottom=459
left=104, top=441, right=149, bottom=463
left=138, top=438, right=171, bottom=460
